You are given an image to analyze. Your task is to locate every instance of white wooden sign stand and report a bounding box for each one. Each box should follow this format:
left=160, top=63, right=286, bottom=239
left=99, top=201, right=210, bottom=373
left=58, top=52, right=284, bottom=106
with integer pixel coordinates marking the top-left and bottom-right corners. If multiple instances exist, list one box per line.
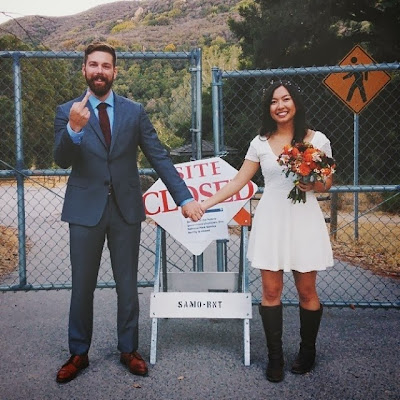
left=149, top=224, right=252, bottom=366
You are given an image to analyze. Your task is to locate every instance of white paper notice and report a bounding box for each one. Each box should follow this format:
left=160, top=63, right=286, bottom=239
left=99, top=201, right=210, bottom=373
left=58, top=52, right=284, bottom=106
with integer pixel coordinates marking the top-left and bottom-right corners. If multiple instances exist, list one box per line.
left=185, top=207, right=229, bottom=241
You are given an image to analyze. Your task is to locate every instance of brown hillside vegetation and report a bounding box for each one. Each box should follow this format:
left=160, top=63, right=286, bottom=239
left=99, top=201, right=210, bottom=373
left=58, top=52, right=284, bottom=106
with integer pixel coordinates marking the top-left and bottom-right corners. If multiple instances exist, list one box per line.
left=0, top=0, right=242, bottom=50
left=0, top=226, right=18, bottom=279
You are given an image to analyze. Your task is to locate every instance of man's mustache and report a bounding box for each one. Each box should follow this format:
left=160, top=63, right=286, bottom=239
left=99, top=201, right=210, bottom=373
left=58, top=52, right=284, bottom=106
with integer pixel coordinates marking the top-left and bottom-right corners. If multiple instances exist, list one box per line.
left=92, top=75, right=107, bottom=82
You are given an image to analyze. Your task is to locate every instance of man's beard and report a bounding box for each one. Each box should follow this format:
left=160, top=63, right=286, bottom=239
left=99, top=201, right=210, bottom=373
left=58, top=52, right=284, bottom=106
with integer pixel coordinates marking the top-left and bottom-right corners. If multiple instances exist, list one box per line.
left=85, top=73, right=114, bottom=97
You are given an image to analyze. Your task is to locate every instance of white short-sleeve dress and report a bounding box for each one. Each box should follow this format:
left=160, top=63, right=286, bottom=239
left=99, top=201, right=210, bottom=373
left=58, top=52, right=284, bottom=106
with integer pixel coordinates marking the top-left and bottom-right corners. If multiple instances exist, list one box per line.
left=245, top=131, right=334, bottom=272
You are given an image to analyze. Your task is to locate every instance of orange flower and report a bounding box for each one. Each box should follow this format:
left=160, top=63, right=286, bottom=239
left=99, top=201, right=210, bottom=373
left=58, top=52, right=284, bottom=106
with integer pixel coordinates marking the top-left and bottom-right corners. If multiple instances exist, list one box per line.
left=308, top=161, right=318, bottom=170
left=298, top=162, right=312, bottom=176
left=321, top=167, right=332, bottom=176
left=291, top=147, right=300, bottom=157
left=282, top=145, right=291, bottom=155
left=303, top=148, right=317, bottom=162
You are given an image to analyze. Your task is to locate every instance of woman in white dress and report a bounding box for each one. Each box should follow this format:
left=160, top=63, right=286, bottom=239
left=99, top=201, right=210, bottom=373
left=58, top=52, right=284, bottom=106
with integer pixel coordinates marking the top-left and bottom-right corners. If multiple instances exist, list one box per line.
left=200, top=81, right=334, bottom=382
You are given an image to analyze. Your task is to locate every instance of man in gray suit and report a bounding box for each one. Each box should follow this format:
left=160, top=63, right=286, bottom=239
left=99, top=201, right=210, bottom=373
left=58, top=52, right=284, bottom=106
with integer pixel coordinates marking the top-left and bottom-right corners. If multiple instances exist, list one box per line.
left=54, top=42, right=203, bottom=383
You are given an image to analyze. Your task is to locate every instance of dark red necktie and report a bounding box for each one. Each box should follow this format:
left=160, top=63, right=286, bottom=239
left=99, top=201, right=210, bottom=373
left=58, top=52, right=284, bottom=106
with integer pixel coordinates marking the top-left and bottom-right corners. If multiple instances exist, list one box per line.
left=97, top=103, right=111, bottom=149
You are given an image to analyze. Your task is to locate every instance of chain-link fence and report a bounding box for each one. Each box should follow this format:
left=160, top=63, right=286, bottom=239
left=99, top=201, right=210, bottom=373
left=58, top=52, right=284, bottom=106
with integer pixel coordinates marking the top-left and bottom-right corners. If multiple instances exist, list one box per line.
left=211, top=63, right=400, bottom=308
left=1, top=51, right=399, bottom=308
left=0, top=49, right=202, bottom=291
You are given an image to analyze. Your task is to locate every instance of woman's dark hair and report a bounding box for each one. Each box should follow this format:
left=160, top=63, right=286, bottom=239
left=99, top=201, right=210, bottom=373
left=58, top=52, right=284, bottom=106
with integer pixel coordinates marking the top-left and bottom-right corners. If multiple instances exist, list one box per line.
left=259, top=80, right=308, bottom=143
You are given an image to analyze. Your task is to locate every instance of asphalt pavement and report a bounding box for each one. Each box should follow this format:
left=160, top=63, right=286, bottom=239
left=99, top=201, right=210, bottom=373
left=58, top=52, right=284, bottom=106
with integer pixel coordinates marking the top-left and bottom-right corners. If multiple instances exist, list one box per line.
left=0, top=287, right=399, bottom=400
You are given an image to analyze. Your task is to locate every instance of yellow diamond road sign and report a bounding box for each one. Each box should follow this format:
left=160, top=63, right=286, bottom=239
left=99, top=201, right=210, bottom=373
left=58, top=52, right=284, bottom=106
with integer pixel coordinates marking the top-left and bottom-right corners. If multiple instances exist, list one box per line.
left=323, top=45, right=391, bottom=114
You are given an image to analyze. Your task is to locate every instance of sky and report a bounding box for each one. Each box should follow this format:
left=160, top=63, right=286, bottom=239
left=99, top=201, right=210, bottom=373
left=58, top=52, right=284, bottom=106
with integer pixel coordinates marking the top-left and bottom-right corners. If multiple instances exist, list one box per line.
left=0, top=0, right=126, bottom=25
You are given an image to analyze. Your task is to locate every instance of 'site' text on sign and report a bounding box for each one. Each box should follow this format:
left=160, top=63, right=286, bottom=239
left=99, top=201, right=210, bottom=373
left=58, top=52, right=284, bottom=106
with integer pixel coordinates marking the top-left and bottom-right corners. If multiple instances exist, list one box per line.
left=143, top=159, right=255, bottom=216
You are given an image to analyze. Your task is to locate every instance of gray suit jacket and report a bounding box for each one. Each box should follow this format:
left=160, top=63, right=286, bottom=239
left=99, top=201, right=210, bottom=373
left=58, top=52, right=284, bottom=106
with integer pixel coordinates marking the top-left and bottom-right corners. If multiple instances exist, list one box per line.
left=54, top=92, right=191, bottom=227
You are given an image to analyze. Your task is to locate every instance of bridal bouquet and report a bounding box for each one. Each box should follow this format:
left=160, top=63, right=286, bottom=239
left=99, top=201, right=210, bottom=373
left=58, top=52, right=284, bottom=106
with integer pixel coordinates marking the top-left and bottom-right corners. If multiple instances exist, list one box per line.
left=277, top=142, right=336, bottom=204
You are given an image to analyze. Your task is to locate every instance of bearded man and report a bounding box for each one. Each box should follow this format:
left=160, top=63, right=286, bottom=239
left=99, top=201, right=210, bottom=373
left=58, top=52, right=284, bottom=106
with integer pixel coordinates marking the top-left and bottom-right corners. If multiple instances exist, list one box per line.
left=54, top=42, right=203, bottom=383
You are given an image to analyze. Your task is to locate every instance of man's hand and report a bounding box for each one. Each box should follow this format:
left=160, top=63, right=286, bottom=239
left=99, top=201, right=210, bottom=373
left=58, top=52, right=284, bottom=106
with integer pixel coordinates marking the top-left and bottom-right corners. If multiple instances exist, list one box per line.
left=69, top=91, right=91, bottom=132
left=181, top=200, right=204, bottom=222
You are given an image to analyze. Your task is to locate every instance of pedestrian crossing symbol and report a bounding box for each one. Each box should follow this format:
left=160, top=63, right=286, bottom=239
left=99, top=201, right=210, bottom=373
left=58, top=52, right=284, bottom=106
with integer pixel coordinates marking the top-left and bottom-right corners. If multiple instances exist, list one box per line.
left=323, top=45, right=391, bottom=114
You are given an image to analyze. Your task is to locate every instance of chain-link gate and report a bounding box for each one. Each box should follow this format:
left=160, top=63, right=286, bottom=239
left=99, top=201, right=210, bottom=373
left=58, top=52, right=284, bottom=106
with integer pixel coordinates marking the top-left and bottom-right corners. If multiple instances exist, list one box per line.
left=1, top=51, right=399, bottom=309
left=211, top=63, right=400, bottom=309
left=0, top=49, right=203, bottom=292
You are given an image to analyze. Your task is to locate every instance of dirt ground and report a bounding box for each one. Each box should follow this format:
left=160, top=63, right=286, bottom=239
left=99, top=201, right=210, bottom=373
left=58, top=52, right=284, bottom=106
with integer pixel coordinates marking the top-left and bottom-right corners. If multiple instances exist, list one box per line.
left=332, top=240, right=399, bottom=280
left=0, top=226, right=19, bottom=279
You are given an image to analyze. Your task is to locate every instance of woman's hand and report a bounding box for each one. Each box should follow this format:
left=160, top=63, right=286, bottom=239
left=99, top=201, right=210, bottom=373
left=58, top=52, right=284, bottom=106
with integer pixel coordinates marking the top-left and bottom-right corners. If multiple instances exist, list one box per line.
left=181, top=200, right=204, bottom=222
left=298, top=180, right=314, bottom=192
left=200, top=199, right=212, bottom=213
left=298, top=174, right=333, bottom=193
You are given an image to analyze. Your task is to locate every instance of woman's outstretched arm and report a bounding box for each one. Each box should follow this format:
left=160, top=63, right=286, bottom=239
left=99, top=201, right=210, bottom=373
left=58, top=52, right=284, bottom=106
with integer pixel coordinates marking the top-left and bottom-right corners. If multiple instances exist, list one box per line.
left=201, top=160, right=260, bottom=211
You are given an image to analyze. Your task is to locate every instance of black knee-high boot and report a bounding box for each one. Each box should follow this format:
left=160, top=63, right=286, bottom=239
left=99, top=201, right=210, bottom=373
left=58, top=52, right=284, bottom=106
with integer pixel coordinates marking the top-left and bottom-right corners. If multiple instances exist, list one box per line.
left=258, top=303, right=284, bottom=382
left=291, top=304, right=323, bottom=374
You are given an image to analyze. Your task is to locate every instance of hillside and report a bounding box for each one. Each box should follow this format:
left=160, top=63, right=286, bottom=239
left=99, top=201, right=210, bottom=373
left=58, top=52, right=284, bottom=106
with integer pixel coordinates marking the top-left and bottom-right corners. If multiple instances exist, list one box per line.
left=0, top=0, right=243, bottom=51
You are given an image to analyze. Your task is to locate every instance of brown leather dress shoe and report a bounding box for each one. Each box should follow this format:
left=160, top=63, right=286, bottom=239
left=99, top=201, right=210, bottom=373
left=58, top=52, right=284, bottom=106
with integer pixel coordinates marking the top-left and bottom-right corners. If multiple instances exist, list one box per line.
left=120, top=351, right=148, bottom=376
left=56, top=354, right=89, bottom=383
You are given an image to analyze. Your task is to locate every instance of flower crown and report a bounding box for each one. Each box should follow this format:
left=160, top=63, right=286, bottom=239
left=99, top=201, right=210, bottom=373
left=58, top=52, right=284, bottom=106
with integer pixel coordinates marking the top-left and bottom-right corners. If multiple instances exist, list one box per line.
left=263, top=79, right=302, bottom=95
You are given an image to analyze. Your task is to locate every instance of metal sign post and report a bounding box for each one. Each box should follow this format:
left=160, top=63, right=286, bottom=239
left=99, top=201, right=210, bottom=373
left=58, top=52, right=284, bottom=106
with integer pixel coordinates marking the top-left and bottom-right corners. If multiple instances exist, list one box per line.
left=149, top=220, right=252, bottom=366
left=323, top=44, right=392, bottom=238
left=145, top=158, right=257, bottom=365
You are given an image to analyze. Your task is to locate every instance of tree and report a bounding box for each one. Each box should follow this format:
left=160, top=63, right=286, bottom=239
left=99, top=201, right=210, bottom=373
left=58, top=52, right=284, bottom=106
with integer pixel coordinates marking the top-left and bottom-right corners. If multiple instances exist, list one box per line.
left=114, top=59, right=191, bottom=166
left=224, top=0, right=400, bottom=189
left=0, top=35, right=84, bottom=170
left=228, top=0, right=400, bottom=68
left=332, top=0, right=400, bottom=63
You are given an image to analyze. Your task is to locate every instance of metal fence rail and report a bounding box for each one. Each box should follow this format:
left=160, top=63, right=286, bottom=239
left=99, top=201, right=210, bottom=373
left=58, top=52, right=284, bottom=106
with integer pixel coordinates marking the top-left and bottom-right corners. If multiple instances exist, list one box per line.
left=211, top=63, right=400, bottom=308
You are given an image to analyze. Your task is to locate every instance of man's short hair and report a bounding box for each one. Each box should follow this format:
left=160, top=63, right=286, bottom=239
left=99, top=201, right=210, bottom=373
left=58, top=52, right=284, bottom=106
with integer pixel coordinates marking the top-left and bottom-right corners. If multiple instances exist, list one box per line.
left=84, top=42, right=117, bottom=66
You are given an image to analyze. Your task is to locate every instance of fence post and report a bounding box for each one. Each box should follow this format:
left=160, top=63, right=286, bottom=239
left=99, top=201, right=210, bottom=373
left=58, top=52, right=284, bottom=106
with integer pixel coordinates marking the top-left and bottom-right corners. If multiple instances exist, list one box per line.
left=212, top=67, right=227, bottom=271
left=190, top=48, right=204, bottom=271
left=353, top=113, right=360, bottom=239
left=13, top=53, right=27, bottom=287
left=212, top=67, right=222, bottom=155
left=330, top=192, right=338, bottom=240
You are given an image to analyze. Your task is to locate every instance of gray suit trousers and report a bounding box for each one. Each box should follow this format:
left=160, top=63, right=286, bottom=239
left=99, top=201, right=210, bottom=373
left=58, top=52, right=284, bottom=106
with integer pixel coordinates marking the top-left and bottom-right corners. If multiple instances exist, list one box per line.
left=68, top=194, right=141, bottom=355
